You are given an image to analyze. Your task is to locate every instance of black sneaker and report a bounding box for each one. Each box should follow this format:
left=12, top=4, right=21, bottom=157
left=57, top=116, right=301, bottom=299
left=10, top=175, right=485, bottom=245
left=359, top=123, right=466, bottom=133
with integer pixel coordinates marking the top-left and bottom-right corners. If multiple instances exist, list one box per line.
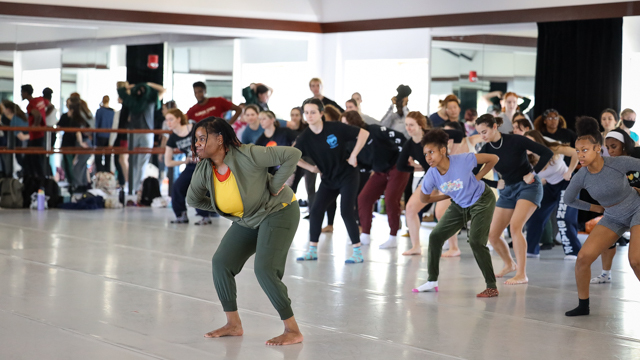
left=540, top=244, right=554, bottom=250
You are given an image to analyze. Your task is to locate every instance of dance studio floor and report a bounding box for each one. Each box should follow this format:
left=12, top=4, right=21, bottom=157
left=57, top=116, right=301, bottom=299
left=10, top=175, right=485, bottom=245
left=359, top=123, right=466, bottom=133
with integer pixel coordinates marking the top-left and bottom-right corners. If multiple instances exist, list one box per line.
left=1, top=207, right=640, bottom=359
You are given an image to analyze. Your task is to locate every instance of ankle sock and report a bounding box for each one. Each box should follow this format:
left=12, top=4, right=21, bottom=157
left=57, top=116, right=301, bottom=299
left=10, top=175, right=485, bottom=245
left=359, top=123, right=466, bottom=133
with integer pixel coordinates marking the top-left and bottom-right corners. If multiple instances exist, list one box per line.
left=412, top=281, right=438, bottom=293
left=345, top=246, right=364, bottom=264
left=297, top=245, right=318, bottom=261
left=565, top=298, right=590, bottom=316
left=379, top=235, right=397, bottom=249
left=360, top=233, right=371, bottom=245
left=602, top=270, right=611, bottom=277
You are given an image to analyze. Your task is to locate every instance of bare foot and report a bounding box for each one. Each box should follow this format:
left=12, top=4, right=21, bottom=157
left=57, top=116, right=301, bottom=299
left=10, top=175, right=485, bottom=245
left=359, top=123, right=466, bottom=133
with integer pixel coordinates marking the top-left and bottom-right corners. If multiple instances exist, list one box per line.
left=204, top=323, right=244, bottom=338
left=495, top=263, right=517, bottom=278
left=266, top=330, right=304, bottom=346
left=402, top=247, right=422, bottom=256
left=441, top=249, right=461, bottom=257
left=321, top=225, right=334, bottom=233
left=504, top=275, right=528, bottom=285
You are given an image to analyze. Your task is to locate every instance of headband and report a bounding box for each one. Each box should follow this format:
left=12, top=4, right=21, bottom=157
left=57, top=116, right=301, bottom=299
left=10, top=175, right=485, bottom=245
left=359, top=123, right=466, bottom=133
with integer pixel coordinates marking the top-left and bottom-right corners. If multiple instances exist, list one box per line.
left=605, top=131, right=625, bottom=144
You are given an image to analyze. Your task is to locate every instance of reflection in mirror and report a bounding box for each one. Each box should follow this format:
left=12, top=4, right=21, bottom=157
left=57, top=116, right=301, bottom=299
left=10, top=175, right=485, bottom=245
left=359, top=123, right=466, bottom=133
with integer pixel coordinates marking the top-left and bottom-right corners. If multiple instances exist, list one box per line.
left=430, top=38, right=536, bottom=131
left=170, top=40, right=233, bottom=115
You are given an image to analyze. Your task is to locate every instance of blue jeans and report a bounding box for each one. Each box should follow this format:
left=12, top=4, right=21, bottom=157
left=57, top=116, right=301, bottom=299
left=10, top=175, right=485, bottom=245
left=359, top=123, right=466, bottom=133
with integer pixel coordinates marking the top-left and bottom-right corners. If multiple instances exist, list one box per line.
left=172, top=163, right=215, bottom=218
left=526, top=180, right=580, bottom=255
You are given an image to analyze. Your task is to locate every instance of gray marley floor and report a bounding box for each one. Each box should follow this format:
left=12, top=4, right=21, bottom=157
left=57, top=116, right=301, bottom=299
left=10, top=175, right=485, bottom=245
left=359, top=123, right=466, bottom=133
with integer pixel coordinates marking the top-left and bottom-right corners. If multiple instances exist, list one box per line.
left=1, top=208, right=640, bottom=359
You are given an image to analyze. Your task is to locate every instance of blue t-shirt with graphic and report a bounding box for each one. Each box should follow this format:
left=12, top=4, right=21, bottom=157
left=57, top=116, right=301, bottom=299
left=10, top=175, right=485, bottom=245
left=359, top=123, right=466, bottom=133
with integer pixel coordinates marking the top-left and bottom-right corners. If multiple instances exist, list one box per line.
left=422, top=152, right=485, bottom=208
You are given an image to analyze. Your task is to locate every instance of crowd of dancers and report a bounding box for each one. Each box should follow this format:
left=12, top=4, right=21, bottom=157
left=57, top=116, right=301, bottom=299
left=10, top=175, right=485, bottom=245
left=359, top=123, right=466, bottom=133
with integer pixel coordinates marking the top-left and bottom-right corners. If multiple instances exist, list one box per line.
left=7, top=78, right=637, bottom=345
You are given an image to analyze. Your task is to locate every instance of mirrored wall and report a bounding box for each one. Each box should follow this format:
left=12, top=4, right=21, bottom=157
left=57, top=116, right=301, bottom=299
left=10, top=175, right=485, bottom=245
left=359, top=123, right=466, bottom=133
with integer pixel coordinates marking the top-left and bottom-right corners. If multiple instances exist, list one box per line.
left=429, top=36, right=537, bottom=119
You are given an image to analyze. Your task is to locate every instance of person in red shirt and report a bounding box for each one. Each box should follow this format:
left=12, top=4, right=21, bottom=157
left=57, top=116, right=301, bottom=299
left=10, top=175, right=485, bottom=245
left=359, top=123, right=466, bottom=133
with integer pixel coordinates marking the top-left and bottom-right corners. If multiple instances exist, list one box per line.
left=186, top=82, right=242, bottom=123
left=21, top=84, right=53, bottom=178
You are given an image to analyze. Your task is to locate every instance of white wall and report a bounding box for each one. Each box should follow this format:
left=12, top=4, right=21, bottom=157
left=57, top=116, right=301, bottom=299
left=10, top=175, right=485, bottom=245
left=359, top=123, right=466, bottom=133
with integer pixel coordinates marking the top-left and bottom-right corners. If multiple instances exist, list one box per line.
left=234, top=37, right=314, bottom=119
left=622, top=16, right=640, bottom=132
left=319, top=28, right=431, bottom=119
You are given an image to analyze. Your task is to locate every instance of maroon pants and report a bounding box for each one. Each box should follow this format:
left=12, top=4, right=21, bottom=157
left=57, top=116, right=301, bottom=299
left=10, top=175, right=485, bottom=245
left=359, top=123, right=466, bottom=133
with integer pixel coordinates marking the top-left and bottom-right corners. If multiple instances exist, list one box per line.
left=358, top=166, right=410, bottom=236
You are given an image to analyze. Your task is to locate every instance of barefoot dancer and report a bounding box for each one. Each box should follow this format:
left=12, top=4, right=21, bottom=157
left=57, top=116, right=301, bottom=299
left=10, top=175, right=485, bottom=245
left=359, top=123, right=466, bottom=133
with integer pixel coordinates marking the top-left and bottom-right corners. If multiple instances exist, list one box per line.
left=396, top=113, right=464, bottom=255
left=397, top=112, right=432, bottom=255
left=186, top=117, right=304, bottom=345
left=475, top=114, right=553, bottom=285
left=564, top=118, right=640, bottom=316
left=439, top=121, right=485, bottom=257
left=412, top=129, right=500, bottom=297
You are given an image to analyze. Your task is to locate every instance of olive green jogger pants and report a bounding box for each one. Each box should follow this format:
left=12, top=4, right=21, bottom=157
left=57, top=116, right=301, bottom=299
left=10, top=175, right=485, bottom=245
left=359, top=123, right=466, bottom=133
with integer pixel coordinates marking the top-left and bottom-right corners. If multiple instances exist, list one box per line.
left=427, top=185, right=497, bottom=289
left=212, top=202, right=300, bottom=320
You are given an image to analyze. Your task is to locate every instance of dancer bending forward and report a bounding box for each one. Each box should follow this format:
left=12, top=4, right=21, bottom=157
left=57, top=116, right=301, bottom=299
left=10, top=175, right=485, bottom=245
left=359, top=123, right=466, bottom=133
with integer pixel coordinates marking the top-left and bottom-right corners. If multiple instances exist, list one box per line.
left=564, top=117, right=640, bottom=316
left=187, top=117, right=303, bottom=345
left=413, top=129, right=500, bottom=297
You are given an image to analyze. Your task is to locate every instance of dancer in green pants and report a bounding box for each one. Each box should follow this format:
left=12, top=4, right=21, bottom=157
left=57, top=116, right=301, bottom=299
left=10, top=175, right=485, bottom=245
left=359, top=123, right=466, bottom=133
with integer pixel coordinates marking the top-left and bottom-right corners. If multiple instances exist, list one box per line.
left=187, top=117, right=303, bottom=345
left=412, top=128, right=500, bottom=297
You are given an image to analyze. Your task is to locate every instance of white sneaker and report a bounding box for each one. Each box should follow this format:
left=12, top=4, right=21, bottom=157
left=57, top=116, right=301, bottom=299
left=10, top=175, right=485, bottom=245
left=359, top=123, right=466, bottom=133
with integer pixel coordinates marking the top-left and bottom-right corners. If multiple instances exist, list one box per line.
left=442, top=240, right=450, bottom=250
left=564, top=255, right=578, bottom=261
left=526, top=253, right=540, bottom=258
left=379, top=237, right=397, bottom=249
left=590, top=273, right=611, bottom=284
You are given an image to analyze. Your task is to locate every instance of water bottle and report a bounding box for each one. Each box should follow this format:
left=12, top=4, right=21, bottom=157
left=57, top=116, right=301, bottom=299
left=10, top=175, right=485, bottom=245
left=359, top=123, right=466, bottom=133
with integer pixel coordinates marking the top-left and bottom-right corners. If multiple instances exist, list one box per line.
left=37, top=188, right=45, bottom=211
left=379, top=196, right=386, bottom=215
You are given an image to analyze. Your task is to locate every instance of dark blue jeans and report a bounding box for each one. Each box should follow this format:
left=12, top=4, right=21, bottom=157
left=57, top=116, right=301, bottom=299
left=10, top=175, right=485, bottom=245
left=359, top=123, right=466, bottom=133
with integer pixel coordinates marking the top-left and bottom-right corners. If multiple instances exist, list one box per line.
left=526, top=180, right=580, bottom=255
left=172, top=163, right=215, bottom=218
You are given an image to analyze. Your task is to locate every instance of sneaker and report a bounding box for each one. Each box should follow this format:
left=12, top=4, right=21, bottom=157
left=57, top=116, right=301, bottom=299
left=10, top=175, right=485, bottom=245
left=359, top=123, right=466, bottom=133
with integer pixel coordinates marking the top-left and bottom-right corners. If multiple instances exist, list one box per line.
left=526, top=253, right=540, bottom=258
left=540, top=244, right=554, bottom=250
left=590, top=273, right=611, bottom=284
left=564, top=255, right=578, bottom=261
left=476, top=288, right=499, bottom=298
left=195, top=217, right=212, bottom=225
left=170, top=211, right=189, bottom=224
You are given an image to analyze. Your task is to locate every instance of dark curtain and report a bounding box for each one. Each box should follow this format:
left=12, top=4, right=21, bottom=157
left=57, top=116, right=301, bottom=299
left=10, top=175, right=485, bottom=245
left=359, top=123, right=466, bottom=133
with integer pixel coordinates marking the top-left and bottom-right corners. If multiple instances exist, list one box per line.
left=534, top=18, right=622, bottom=130
left=126, top=43, right=164, bottom=85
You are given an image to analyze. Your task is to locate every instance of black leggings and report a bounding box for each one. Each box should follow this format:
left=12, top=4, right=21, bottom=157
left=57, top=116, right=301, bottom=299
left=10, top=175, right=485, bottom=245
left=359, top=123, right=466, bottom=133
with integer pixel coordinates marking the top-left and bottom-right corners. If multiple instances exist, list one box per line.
left=310, top=172, right=360, bottom=245
left=326, top=170, right=370, bottom=225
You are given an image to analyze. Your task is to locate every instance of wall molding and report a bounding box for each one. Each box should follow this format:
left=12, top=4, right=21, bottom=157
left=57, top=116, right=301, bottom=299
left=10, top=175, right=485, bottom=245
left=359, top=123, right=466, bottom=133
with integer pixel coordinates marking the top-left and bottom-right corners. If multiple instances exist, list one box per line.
left=0, top=1, right=638, bottom=34
left=432, top=35, right=537, bottom=48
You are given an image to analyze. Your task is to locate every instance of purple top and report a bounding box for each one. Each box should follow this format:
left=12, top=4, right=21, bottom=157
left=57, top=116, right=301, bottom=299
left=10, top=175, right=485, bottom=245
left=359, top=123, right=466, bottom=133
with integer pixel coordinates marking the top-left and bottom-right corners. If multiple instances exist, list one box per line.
left=422, top=153, right=485, bottom=208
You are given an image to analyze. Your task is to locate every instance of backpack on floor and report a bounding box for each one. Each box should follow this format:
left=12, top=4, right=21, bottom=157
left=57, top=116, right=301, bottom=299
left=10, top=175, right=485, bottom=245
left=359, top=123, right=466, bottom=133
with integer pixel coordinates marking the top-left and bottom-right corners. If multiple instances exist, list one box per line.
left=43, top=178, right=61, bottom=208
left=0, top=178, right=24, bottom=208
left=22, top=177, right=61, bottom=209
left=139, top=177, right=161, bottom=206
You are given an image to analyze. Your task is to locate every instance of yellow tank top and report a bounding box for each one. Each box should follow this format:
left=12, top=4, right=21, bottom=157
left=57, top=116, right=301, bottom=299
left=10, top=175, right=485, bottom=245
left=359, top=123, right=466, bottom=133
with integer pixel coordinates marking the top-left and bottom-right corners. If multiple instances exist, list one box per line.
left=213, top=167, right=297, bottom=218
left=213, top=168, right=244, bottom=217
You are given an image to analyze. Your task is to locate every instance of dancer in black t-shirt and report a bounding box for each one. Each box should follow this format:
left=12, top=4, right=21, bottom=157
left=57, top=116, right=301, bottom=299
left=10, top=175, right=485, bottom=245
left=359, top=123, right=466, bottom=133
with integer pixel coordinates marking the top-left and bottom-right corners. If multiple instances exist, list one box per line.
left=295, top=98, right=369, bottom=263
left=475, top=114, right=553, bottom=285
